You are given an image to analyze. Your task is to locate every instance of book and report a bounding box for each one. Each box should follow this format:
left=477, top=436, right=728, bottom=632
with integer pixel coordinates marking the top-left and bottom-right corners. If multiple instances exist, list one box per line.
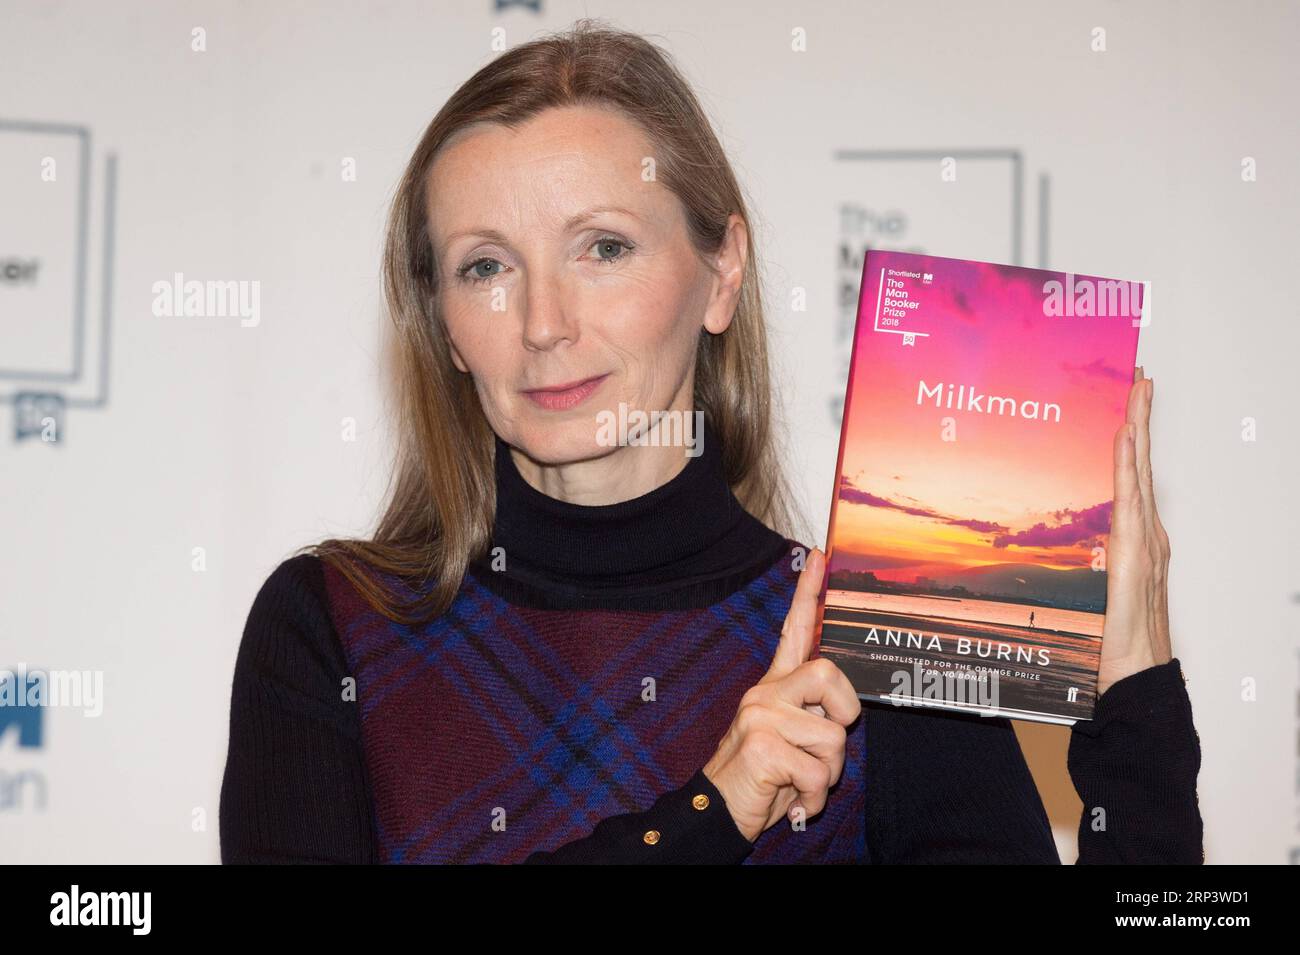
left=815, top=250, right=1146, bottom=725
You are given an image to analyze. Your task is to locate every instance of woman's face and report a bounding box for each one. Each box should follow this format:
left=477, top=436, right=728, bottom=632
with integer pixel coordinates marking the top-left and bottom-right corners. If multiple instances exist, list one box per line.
left=426, top=103, right=745, bottom=467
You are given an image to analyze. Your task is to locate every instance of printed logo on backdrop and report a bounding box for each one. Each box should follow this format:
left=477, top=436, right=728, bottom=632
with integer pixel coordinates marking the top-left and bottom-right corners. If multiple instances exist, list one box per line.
left=832, top=149, right=1048, bottom=426
left=0, top=119, right=118, bottom=444
left=0, top=666, right=47, bottom=812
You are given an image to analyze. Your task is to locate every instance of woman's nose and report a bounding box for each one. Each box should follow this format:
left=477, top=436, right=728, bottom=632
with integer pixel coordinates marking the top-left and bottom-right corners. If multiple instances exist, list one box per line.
left=520, top=277, right=578, bottom=351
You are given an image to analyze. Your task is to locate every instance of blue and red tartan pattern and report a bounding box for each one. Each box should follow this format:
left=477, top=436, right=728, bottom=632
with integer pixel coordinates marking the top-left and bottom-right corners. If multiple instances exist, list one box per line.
left=322, top=544, right=866, bottom=863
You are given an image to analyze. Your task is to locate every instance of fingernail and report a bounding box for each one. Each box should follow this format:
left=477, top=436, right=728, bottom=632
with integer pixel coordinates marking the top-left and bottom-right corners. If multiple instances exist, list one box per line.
left=1127, top=423, right=1135, bottom=443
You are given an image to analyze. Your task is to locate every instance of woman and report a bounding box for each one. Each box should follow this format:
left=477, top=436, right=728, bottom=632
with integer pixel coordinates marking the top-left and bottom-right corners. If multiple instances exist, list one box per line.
left=219, top=20, right=1202, bottom=864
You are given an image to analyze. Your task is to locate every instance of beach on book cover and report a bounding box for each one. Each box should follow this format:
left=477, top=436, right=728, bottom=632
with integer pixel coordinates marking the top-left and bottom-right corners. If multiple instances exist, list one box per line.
left=817, top=250, right=1143, bottom=724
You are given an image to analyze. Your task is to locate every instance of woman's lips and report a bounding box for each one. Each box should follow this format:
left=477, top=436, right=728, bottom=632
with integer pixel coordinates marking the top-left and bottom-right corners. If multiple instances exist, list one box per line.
left=522, top=373, right=609, bottom=411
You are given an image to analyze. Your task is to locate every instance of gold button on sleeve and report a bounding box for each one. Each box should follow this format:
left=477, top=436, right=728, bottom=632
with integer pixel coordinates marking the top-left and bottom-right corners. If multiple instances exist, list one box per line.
left=643, top=829, right=660, bottom=845
left=692, top=793, right=710, bottom=811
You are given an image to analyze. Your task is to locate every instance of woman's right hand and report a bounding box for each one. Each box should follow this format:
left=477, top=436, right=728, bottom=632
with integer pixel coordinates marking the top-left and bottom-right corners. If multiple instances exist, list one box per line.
left=702, top=547, right=862, bottom=842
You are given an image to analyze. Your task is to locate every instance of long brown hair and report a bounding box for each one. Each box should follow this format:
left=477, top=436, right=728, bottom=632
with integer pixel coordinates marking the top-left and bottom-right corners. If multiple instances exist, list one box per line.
left=311, top=18, right=808, bottom=625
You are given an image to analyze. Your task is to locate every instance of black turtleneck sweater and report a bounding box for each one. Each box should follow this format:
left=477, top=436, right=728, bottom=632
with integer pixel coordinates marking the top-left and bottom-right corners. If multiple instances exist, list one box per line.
left=219, top=423, right=1204, bottom=863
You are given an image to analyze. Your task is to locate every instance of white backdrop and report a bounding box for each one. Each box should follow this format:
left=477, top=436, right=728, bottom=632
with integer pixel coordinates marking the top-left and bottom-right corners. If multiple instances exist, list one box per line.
left=2, top=0, right=1296, bottom=864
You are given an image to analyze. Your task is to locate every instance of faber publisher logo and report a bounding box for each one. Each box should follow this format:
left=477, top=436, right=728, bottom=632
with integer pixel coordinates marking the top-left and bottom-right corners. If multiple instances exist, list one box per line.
left=50, top=885, right=151, bottom=935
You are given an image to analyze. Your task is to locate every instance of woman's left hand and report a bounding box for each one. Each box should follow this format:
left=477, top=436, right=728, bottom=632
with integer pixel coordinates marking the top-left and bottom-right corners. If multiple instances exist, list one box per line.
left=1097, top=365, right=1174, bottom=696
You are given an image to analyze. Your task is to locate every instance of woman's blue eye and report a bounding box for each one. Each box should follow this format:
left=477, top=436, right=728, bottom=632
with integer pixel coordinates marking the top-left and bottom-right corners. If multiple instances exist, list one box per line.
left=457, top=258, right=503, bottom=282
left=591, top=237, right=632, bottom=262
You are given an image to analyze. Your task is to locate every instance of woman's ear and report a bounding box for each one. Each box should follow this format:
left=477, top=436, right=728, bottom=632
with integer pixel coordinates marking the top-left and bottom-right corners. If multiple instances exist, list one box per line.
left=702, top=212, right=748, bottom=335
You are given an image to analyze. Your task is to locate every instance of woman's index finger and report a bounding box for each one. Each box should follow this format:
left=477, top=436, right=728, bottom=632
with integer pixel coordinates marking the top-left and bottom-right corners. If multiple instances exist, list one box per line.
left=766, top=547, right=825, bottom=680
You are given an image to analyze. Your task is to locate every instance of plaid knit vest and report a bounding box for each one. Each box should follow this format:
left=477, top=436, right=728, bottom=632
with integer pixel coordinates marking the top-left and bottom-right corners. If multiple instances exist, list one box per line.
left=320, top=425, right=867, bottom=863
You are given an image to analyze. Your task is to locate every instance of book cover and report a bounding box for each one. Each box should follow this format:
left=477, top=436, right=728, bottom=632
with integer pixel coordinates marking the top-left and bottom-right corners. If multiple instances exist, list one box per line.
left=815, top=250, right=1145, bottom=725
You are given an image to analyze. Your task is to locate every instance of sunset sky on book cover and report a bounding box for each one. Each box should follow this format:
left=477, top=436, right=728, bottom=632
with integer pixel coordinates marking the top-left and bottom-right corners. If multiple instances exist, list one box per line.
left=817, top=250, right=1144, bottom=724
